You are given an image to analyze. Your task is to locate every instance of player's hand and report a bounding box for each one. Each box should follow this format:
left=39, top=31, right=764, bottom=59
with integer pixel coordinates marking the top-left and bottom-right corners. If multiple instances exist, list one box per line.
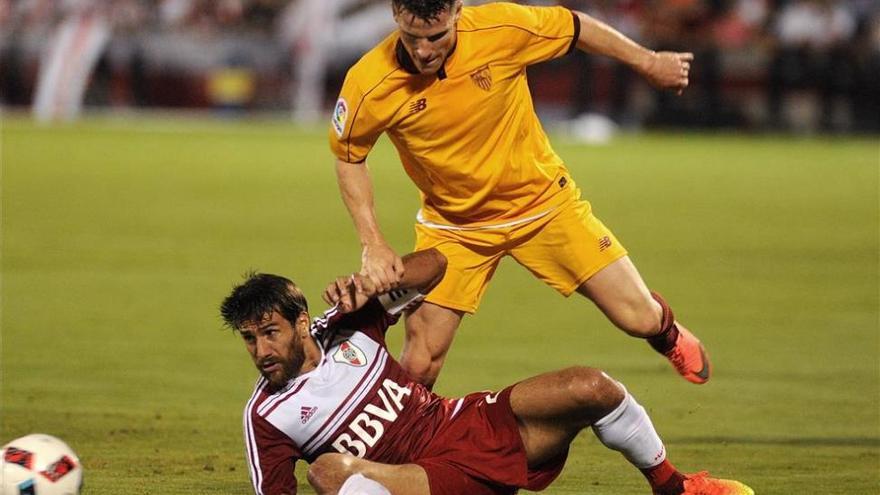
left=361, top=242, right=404, bottom=293
left=322, top=273, right=376, bottom=313
left=641, top=51, right=693, bottom=95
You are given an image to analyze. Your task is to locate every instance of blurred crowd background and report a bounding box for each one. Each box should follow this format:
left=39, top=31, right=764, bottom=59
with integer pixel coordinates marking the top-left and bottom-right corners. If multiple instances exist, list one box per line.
left=1, top=0, right=878, bottom=133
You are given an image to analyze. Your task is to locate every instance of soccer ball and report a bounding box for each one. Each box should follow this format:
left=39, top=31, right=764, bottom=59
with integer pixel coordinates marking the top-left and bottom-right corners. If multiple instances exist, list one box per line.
left=1, top=434, right=82, bottom=495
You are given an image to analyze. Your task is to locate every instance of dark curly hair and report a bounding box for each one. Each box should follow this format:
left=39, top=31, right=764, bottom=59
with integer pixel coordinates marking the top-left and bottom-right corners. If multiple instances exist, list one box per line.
left=220, top=272, right=308, bottom=331
left=392, top=0, right=457, bottom=22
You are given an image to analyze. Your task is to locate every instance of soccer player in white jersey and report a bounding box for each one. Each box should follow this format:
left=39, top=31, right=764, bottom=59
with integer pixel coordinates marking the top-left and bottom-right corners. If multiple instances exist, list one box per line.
left=220, top=249, right=753, bottom=495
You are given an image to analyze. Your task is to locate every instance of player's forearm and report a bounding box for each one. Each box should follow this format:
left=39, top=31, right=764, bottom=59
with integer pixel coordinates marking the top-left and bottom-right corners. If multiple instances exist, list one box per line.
left=399, top=249, right=447, bottom=294
left=573, top=11, right=655, bottom=75
left=326, top=250, right=445, bottom=312
left=335, top=158, right=387, bottom=247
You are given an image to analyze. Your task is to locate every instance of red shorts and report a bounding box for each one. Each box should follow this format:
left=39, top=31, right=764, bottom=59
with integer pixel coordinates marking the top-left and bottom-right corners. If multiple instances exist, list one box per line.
left=414, top=386, right=568, bottom=495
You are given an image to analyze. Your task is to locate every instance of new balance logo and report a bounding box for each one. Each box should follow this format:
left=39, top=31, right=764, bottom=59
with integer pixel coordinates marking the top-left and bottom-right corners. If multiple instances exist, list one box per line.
left=409, top=98, right=427, bottom=114
left=301, top=406, right=317, bottom=424
left=598, top=236, right=612, bottom=251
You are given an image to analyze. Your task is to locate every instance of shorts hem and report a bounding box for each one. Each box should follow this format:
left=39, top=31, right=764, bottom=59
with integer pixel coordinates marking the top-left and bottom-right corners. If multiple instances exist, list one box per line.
left=423, top=294, right=478, bottom=315
left=560, top=249, right=629, bottom=296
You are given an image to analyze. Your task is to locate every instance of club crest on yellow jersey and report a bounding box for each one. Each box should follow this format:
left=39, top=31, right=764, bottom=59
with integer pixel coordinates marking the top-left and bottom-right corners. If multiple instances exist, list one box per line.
left=470, top=65, right=492, bottom=91
left=408, top=98, right=427, bottom=115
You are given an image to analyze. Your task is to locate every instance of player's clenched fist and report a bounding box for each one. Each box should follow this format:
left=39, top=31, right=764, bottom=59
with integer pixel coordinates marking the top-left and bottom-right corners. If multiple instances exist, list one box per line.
left=640, top=51, right=693, bottom=95
left=322, top=273, right=377, bottom=313
left=361, top=242, right=404, bottom=293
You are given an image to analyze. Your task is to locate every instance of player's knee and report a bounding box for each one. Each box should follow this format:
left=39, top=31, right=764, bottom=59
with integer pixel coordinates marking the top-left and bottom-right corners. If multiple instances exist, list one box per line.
left=402, top=304, right=461, bottom=387
left=401, top=324, right=445, bottom=388
left=399, top=351, right=440, bottom=388
left=307, top=453, right=357, bottom=493
left=564, top=367, right=625, bottom=419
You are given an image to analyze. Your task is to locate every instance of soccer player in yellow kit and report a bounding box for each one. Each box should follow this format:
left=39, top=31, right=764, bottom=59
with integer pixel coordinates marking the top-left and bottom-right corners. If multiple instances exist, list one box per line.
left=329, top=0, right=710, bottom=389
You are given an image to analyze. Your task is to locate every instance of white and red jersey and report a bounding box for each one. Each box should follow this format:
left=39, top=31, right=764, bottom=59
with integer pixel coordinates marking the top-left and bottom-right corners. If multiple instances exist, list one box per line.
left=243, top=292, right=460, bottom=495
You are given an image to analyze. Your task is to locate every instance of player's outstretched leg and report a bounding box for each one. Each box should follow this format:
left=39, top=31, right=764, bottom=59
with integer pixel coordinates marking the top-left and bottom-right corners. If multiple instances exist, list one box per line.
left=589, top=377, right=753, bottom=494
left=576, top=257, right=711, bottom=384
left=509, top=367, right=751, bottom=494
left=647, top=292, right=710, bottom=384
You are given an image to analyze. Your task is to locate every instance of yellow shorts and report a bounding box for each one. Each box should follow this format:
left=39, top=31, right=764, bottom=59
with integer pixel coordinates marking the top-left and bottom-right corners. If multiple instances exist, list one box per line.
left=413, top=200, right=628, bottom=314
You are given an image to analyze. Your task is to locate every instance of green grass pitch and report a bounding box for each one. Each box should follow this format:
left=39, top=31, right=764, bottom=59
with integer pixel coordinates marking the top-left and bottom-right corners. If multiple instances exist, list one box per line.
left=2, top=117, right=877, bottom=494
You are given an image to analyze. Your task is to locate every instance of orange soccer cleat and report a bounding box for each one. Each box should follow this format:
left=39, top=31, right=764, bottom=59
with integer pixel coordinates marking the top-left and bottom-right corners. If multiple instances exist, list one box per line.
left=664, top=325, right=711, bottom=384
left=678, top=471, right=755, bottom=495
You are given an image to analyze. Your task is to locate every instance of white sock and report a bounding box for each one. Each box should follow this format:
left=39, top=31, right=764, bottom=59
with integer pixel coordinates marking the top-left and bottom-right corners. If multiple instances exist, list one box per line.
left=591, top=390, right=667, bottom=469
left=337, top=473, right=392, bottom=495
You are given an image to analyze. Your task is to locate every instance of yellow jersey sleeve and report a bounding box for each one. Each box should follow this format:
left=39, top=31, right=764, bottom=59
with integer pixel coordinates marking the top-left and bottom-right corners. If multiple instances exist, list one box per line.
left=329, top=74, right=383, bottom=164
left=329, top=35, right=405, bottom=164
left=462, top=3, right=579, bottom=67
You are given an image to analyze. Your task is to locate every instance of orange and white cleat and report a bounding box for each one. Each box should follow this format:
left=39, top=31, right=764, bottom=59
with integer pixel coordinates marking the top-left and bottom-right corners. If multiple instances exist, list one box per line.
left=664, top=325, right=711, bottom=384
left=680, top=471, right=755, bottom=495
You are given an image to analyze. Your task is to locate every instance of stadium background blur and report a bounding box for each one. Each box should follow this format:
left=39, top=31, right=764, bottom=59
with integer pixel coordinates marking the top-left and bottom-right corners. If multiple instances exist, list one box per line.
left=1, top=0, right=879, bottom=132
left=1, top=1, right=878, bottom=495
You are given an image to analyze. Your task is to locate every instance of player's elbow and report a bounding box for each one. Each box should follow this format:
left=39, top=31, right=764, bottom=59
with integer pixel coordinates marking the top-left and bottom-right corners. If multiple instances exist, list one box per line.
left=424, top=248, right=448, bottom=290
left=399, top=349, right=442, bottom=389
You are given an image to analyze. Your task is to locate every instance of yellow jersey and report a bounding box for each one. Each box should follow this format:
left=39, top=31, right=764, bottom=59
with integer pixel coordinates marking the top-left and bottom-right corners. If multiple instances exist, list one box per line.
left=329, top=2, right=581, bottom=228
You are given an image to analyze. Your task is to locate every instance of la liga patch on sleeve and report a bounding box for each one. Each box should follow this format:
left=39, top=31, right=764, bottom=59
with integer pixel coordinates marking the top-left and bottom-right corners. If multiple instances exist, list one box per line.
left=332, top=98, right=348, bottom=137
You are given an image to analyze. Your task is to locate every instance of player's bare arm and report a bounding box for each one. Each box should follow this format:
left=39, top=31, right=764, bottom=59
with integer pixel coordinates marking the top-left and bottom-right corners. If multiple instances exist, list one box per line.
left=335, top=157, right=405, bottom=292
left=322, top=249, right=447, bottom=313
left=573, top=11, right=692, bottom=95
